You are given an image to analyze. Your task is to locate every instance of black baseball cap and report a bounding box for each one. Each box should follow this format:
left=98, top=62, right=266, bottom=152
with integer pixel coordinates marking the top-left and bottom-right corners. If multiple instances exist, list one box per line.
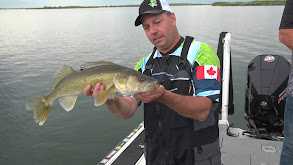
left=135, top=0, right=172, bottom=26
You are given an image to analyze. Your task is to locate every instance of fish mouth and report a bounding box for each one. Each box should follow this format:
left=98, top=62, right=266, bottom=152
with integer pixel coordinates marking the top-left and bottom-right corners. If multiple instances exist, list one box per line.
left=140, top=80, right=159, bottom=91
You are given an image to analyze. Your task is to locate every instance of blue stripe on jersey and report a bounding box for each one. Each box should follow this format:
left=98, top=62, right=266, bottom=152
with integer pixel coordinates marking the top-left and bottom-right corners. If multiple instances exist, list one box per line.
left=195, top=79, right=220, bottom=101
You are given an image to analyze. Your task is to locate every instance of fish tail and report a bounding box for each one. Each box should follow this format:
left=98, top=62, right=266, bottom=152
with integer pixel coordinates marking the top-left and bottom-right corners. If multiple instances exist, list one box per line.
left=26, top=95, right=52, bottom=126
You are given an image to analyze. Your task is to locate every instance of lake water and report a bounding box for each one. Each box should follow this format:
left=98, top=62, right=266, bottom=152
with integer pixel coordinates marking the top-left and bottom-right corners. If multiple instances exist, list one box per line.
left=0, top=5, right=291, bottom=165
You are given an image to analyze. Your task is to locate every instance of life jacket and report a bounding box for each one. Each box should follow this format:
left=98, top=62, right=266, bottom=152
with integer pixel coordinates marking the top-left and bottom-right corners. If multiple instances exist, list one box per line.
left=142, top=36, right=220, bottom=165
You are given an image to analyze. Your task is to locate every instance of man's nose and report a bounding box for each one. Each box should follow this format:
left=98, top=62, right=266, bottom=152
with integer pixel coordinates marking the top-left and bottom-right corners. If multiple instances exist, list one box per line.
left=149, top=25, right=157, bottom=34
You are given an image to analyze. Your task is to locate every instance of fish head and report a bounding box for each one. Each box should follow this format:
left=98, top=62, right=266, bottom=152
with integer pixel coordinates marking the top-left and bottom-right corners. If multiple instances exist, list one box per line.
left=113, top=71, right=159, bottom=95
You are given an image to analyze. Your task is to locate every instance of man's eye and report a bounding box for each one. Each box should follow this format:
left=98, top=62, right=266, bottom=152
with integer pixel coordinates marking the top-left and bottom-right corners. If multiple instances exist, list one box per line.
left=155, top=21, right=160, bottom=24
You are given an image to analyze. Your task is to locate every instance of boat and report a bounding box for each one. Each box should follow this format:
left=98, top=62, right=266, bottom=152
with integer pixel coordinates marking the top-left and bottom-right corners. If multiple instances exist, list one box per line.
left=97, top=32, right=290, bottom=165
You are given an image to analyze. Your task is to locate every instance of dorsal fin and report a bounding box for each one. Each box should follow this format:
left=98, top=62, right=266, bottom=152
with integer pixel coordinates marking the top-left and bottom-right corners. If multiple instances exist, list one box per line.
left=50, top=65, right=75, bottom=88
left=80, top=61, right=116, bottom=70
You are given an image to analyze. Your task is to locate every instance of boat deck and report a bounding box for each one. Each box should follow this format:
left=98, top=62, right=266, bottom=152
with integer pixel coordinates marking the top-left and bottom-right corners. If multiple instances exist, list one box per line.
left=99, top=121, right=283, bottom=165
left=219, top=121, right=283, bottom=165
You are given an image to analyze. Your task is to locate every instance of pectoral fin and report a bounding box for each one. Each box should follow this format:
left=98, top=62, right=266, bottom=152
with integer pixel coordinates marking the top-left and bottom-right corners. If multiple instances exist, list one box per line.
left=94, top=85, right=117, bottom=106
left=58, top=95, right=78, bottom=111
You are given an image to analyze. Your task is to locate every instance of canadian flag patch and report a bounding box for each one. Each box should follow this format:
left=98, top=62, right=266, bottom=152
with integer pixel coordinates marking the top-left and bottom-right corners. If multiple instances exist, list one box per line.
left=197, top=65, right=220, bottom=82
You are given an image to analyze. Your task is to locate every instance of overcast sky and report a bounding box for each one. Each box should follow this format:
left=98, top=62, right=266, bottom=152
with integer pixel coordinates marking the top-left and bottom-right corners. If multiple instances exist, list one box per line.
left=0, top=0, right=251, bottom=8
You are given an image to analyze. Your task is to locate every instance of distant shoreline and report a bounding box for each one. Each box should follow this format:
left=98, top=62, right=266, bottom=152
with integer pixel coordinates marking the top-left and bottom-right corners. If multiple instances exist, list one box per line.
left=36, top=4, right=208, bottom=9
left=0, top=4, right=207, bottom=10
left=0, top=1, right=286, bottom=10
left=212, top=0, right=286, bottom=6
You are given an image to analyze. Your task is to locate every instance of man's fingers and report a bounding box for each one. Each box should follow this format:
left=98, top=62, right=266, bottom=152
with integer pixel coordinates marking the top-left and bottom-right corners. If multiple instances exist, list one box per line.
left=84, top=83, right=106, bottom=98
left=84, top=85, right=92, bottom=96
left=93, top=83, right=106, bottom=98
left=93, top=83, right=102, bottom=93
left=133, top=85, right=165, bottom=103
left=100, top=85, right=105, bottom=91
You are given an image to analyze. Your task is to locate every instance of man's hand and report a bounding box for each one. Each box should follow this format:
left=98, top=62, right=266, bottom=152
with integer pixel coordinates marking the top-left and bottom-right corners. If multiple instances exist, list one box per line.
left=133, top=85, right=166, bottom=103
left=83, top=83, right=139, bottom=120
left=83, top=83, right=106, bottom=98
left=135, top=84, right=212, bottom=121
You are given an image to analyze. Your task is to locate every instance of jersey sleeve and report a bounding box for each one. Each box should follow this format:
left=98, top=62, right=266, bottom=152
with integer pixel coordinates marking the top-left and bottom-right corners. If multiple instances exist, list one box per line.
left=193, top=43, right=221, bottom=102
left=134, top=55, right=151, bottom=72
left=280, top=0, right=293, bottom=29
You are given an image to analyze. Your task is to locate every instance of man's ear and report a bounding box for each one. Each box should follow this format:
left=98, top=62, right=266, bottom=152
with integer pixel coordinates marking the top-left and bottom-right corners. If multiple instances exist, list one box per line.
left=170, top=13, right=176, bottom=25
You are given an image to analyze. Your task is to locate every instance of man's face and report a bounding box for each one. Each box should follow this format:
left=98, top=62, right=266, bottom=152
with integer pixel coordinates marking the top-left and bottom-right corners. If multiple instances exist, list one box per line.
left=141, top=12, right=177, bottom=53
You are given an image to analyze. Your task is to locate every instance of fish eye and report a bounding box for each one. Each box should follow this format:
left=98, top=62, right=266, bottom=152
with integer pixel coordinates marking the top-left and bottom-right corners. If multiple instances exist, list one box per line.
left=139, top=77, right=146, bottom=82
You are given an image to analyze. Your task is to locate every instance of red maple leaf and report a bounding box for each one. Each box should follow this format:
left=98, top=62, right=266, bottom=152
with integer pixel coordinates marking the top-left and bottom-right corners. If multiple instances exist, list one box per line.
left=207, top=67, right=216, bottom=76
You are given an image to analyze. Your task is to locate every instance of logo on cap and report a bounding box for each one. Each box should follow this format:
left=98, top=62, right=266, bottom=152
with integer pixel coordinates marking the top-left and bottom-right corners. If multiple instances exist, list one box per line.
left=149, top=0, right=158, bottom=8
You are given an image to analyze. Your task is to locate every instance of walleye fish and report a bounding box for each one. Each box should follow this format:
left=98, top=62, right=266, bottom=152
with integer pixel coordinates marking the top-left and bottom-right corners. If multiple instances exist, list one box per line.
left=26, top=61, right=159, bottom=126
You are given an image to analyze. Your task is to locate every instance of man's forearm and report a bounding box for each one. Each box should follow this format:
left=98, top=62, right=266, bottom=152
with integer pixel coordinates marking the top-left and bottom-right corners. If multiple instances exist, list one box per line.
left=279, top=29, right=293, bottom=51
left=158, top=91, right=212, bottom=121
left=134, top=85, right=212, bottom=121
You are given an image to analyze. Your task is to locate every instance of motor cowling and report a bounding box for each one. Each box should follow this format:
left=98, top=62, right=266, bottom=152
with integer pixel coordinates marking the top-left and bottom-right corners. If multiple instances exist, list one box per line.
left=245, top=55, right=290, bottom=134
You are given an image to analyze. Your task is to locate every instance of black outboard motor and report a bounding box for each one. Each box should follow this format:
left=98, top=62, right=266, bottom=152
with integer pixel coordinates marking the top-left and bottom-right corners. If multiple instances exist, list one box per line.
left=245, top=55, right=290, bottom=139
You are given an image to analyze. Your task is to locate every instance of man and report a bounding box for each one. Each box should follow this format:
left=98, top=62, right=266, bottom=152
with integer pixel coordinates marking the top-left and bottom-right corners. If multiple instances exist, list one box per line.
left=279, top=0, right=293, bottom=164
left=84, top=0, right=221, bottom=164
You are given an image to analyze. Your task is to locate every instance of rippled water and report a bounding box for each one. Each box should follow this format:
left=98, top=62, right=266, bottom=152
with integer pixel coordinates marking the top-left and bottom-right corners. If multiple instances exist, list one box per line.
left=0, top=5, right=291, bottom=165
